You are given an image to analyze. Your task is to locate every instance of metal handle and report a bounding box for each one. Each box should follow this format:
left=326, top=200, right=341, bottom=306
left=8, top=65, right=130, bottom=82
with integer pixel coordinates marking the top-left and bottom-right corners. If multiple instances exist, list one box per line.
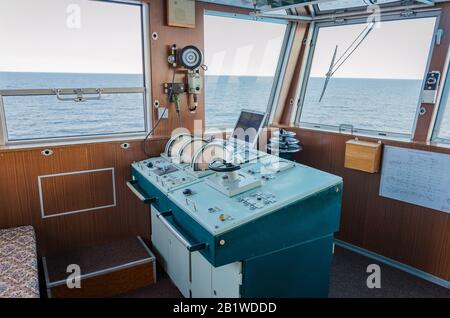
left=55, top=88, right=103, bottom=102
left=185, top=198, right=197, bottom=212
left=339, top=124, right=354, bottom=134
left=126, top=180, right=156, bottom=204
left=157, top=210, right=207, bottom=252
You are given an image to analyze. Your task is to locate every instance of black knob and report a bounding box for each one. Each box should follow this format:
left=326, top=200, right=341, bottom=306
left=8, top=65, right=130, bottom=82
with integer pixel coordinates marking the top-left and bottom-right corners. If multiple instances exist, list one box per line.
left=147, top=162, right=154, bottom=168
left=183, top=189, right=193, bottom=196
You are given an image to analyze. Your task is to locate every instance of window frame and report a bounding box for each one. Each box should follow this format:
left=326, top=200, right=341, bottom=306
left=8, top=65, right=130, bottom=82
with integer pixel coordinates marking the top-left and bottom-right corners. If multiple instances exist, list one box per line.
left=203, top=9, right=295, bottom=130
left=431, top=54, right=450, bottom=144
left=293, top=10, right=441, bottom=140
left=0, top=0, right=152, bottom=146
left=312, top=0, right=403, bottom=16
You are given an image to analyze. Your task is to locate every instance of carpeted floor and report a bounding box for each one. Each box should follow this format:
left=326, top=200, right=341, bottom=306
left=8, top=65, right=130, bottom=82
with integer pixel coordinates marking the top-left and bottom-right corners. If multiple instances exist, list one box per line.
left=118, top=246, right=449, bottom=298
left=328, top=246, right=449, bottom=298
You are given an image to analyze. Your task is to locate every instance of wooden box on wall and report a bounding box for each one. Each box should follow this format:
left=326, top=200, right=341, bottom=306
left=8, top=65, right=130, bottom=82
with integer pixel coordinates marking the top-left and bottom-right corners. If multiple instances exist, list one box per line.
left=344, top=139, right=382, bottom=173
left=167, top=0, right=196, bottom=28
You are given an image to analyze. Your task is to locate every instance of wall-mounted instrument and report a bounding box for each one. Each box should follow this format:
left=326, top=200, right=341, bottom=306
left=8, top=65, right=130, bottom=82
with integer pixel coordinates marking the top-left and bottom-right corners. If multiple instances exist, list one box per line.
left=165, top=44, right=206, bottom=113
left=422, top=71, right=441, bottom=104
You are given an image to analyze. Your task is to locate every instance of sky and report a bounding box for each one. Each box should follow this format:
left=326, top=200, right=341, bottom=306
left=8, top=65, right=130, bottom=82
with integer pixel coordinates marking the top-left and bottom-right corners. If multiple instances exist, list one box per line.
left=0, top=0, right=143, bottom=74
left=0, top=0, right=437, bottom=79
left=204, top=15, right=287, bottom=77
left=309, top=17, right=437, bottom=79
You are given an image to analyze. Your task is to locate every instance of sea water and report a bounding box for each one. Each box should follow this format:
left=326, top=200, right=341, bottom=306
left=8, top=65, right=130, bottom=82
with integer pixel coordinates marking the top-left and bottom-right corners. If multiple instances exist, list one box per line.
left=0, top=72, right=448, bottom=141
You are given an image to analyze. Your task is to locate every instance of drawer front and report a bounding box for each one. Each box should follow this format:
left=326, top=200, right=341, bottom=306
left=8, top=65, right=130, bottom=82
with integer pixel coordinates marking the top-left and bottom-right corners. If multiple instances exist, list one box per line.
left=169, top=203, right=216, bottom=264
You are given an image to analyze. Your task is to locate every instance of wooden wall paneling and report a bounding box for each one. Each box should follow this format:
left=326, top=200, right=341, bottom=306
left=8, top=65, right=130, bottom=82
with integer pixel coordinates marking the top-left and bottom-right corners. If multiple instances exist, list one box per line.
left=279, top=126, right=450, bottom=280
left=271, top=7, right=310, bottom=126
left=0, top=139, right=166, bottom=256
left=413, top=2, right=450, bottom=142
left=39, top=169, right=115, bottom=217
left=272, top=25, right=308, bottom=125
left=279, top=25, right=310, bottom=125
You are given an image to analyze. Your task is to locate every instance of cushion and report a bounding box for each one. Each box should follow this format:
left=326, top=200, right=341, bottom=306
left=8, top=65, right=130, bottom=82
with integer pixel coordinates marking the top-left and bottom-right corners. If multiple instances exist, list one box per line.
left=0, top=226, right=39, bottom=298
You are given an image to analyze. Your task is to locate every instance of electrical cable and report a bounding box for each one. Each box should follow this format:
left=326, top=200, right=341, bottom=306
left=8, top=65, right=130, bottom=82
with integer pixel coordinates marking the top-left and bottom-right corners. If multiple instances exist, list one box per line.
left=143, top=68, right=177, bottom=157
left=178, top=105, right=183, bottom=127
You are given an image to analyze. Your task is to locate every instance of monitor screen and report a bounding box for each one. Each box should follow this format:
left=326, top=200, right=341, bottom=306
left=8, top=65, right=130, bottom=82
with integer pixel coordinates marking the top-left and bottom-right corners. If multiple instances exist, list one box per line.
left=230, top=110, right=266, bottom=146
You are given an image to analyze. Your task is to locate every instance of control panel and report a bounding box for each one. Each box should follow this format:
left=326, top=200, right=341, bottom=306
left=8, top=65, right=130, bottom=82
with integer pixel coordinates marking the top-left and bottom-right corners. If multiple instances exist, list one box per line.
left=132, top=157, right=199, bottom=193
left=168, top=155, right=341, bottom=235
left=236, top=191, right=277, bottom=210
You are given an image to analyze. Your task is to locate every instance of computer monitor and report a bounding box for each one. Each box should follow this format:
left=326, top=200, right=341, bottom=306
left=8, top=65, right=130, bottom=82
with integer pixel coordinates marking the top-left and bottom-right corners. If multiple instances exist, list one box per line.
left=229, top=109, right=267, bottom=147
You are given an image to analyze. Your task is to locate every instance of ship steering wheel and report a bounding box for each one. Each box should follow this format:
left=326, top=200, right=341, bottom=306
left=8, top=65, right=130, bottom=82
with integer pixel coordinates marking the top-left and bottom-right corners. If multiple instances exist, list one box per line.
left=208, top=159, right=241, bottom=173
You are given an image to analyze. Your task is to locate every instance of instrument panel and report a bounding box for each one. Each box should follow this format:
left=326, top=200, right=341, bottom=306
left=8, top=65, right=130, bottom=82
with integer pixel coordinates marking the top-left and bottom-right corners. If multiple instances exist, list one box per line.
left=168, top=158, right=341, bottom=235
left=133, top=157, right=199, bottom=193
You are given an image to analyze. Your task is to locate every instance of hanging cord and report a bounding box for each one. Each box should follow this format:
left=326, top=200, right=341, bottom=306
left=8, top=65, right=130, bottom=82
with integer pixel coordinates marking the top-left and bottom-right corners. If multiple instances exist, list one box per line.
left=143, top=68, right=177, bottom=157
left=177, top=102, right=183, bottom=127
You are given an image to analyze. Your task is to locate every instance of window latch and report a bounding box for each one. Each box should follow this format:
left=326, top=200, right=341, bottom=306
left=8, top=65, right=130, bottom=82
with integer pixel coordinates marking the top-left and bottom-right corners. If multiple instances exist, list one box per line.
left=54, top=88, right=103, bottom=102
left=400, top=8, right=415, bottom=17
left=339, top=124, right=354, bottom=134
left=435, top=29, right=443, bottom=45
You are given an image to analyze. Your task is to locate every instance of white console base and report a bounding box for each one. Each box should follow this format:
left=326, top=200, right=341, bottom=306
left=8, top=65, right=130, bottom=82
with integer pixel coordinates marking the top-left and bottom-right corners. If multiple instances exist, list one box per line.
left=151, top=205, right=242, bottom=298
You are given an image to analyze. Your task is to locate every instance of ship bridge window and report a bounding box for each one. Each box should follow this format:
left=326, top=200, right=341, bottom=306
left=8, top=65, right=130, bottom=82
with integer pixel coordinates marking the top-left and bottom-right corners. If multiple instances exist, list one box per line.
left=203, top=11, right=289, bottom=131
left=296, top=13, right=438, bottom=139
left=432, top=64, right=450, bottom=144
left=0, top=0, right=149, bottom=143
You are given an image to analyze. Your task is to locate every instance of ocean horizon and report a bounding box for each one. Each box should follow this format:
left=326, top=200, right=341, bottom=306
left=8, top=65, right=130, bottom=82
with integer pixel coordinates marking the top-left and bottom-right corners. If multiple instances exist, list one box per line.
left=0, top=72, right=448, bottom=141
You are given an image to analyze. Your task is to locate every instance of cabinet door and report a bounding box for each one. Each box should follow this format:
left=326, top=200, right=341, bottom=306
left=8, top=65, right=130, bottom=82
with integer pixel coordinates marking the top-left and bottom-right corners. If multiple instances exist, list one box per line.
left=212, top=262, right=242, bottom=298
left=151, top=206, right=190, bottom=297
left=191, top=251, right=242, bottom=298
left=190, top=251, right=212, bottom=298
left=151, top=206, right=170, bottom=271
left=167, top=234, right=191, bottom=298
